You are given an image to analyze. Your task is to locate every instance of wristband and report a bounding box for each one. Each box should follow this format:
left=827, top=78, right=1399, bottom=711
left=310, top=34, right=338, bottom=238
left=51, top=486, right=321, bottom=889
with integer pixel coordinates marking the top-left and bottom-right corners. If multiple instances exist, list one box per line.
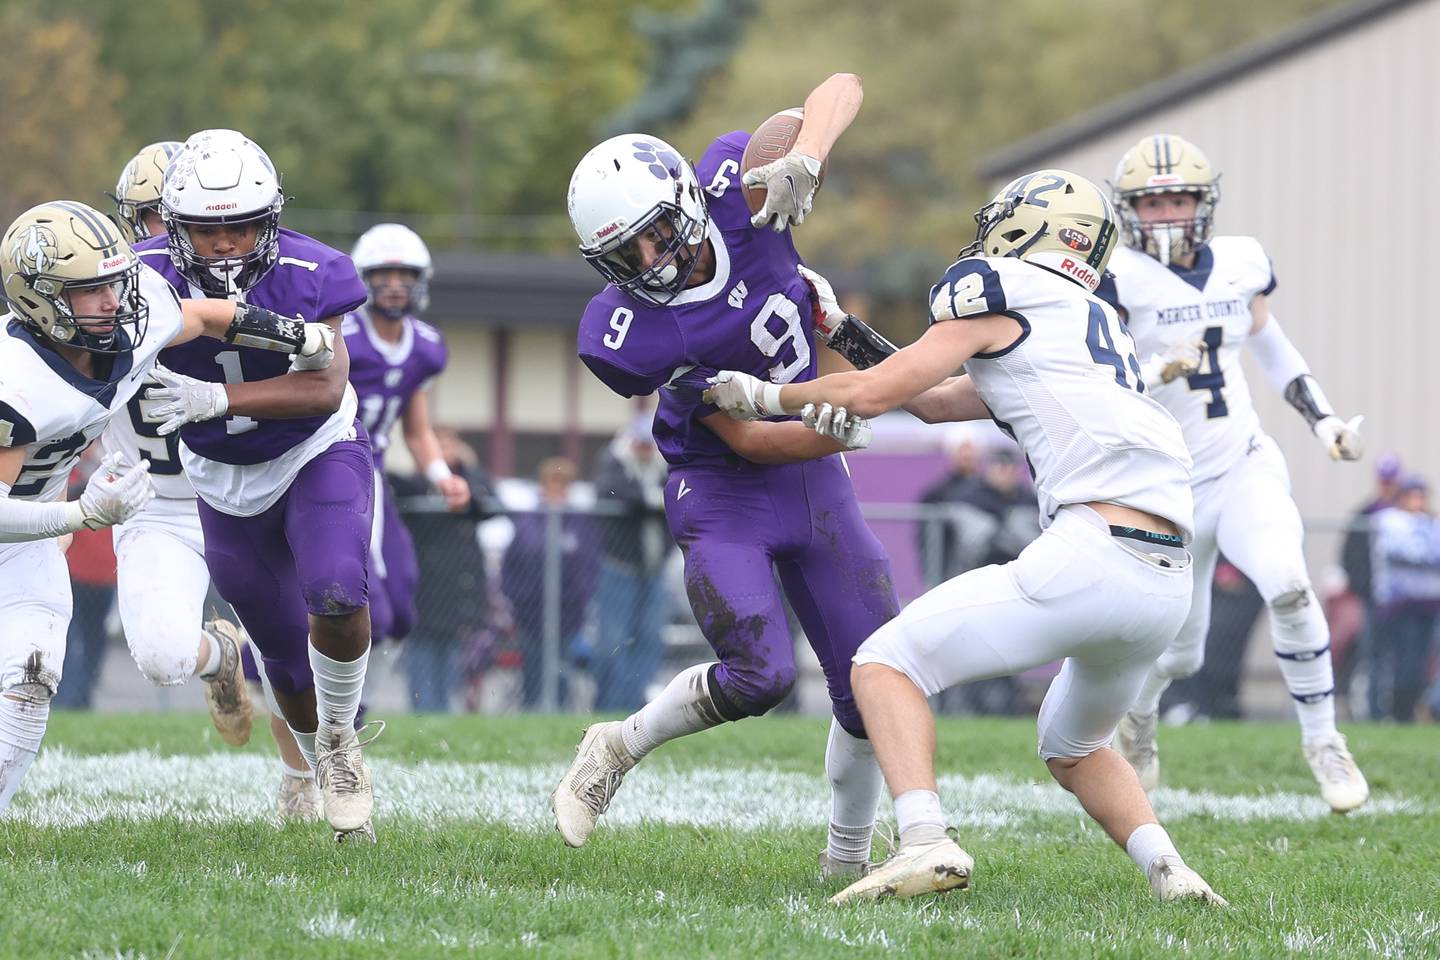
left=425, top=460, right=454, bottom=486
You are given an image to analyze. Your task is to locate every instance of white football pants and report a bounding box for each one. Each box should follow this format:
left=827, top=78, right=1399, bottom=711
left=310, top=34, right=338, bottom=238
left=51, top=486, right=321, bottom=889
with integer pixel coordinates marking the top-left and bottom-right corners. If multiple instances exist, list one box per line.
left=0, top=539, right=72, bottom=694
left=855, top=506, right=1193, bottom=760
left=1143, top=434, right=1335, bottom=706
left=114, top=497, right=211, bottom=687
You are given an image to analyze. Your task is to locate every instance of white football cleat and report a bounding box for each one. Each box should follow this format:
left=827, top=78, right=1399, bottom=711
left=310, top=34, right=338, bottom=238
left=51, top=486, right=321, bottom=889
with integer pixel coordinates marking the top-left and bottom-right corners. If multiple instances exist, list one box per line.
left=201, top=617, right=253, bottom=747
left=277, top=772, right=323, bottom=822
left=1115, top=709, right=1160, bottom=791
left=1147, top=855, right=1228, bottom=906
left=551, top=721, right=637, bottom=848
left=818, top=850, right=868, bottom=881
left=828, top=838, right=972, bottom=904
left=315, top=720, right=382, bottom=836
left=1303, top=733, right=1369, bottom=813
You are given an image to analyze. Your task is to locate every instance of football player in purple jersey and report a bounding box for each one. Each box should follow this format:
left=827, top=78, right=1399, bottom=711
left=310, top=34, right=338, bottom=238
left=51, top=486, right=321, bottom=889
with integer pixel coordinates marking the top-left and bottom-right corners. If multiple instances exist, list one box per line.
left=551, top=73, right=906, bottom=880
left=133, top=128, right=380, bottom=841
left=344, top=223, right=470, bottom=647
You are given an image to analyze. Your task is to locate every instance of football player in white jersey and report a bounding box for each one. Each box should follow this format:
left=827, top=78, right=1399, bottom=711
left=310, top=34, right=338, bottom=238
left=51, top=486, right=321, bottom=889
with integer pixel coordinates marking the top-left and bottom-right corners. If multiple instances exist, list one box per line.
left=102, top=142, right=323, bottom=820
left=708, top=171, right=1225, bottom=906
left=0, top=201, right=336, bottom=812
left=1099, top=135, right=1367, bottom=813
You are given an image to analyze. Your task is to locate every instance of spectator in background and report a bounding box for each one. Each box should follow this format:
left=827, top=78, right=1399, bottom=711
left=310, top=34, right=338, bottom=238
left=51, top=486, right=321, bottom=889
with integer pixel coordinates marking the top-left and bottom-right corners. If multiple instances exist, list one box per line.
left=1370, top=474, right=1440, bottom=722
left=1340, top=453, right=1403, bottom=718
left=916, top=426, right=985, bottom=584
left=591, top=417, right=671, bottom=711
left=502, top=457, right=597, bottom=709
left=55, top=452, right=118, bottom=709
left=391, top=427, right=494, bottom=711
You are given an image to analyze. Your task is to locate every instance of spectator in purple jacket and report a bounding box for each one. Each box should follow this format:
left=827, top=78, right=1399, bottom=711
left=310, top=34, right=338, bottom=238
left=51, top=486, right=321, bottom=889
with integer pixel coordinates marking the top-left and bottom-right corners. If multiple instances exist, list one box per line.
left=1370, top=474, right=1440, bottom=722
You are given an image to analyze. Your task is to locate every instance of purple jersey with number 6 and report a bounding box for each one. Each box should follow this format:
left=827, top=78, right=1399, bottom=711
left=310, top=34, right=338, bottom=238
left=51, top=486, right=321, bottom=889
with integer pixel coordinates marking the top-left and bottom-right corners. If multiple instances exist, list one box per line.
left=342, top=309, right=449, bottom=470
left=134, top=228, right=367, bottom=465
left=577, top=132, right=820, bottom=469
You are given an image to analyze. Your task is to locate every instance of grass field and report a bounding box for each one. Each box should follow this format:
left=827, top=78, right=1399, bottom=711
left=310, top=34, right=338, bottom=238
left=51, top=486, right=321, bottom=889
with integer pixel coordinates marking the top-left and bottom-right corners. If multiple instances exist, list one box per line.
left=2, top=712, right=1438, bottom=959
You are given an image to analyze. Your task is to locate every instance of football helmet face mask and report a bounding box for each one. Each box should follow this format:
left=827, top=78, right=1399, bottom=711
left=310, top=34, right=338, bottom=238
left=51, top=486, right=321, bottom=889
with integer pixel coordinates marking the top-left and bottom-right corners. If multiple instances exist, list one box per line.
left=1111, top=134, right=1221, bottom=265
left=568, top=134, right=709, bottom=306
left=965, top=169, right=1118, bottom=292
left=110, top=141, right=183, bottom=245
left=352, top=223, right=432, bottom=319
left=2, top=201, right=149, bottom=355
left=161, top=128, right=284, bottom=296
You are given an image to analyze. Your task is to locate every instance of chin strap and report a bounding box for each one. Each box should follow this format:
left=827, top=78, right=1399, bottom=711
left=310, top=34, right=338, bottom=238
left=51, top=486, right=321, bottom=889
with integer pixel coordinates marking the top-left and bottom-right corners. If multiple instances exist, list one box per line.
left=827, top=314, right=899, bottom=371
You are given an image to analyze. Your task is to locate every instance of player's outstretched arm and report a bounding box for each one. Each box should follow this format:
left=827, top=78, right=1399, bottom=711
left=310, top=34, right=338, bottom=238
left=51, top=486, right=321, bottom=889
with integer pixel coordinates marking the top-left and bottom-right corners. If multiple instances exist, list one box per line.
left=700, top=412, right=850, bottom=465
left=706, top=316, right=1010, bottom=421
left=1247, top=296, right=1363, bottom=461
left=0, top=448, right=153, bottom=543
left=744, top=73, right=863, bottom=231
left=793, top=73, right=864, bottom=165
left=174, top=298, right=335, bottom=363
left=401, top=391, right=470, bottom=511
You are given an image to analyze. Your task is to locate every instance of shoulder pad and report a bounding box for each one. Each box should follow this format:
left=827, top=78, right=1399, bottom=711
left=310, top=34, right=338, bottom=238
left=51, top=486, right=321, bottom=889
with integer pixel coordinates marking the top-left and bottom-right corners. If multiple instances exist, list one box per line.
left=929, top=257, right=1008, bottom=324
left=1210, top=236, right=1276, bottom=298
left=0, top=399, right=37, bottom=448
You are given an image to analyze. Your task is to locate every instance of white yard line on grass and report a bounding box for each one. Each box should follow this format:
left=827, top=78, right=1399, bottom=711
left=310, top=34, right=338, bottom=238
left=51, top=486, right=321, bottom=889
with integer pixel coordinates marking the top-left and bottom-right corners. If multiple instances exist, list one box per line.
left=7, top=748, right=1428, bottom=830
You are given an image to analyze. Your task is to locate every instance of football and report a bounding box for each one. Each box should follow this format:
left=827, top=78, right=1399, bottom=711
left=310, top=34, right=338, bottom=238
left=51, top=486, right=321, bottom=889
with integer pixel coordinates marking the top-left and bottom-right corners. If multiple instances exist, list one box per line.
left=740, top=108, right=828, bottom=215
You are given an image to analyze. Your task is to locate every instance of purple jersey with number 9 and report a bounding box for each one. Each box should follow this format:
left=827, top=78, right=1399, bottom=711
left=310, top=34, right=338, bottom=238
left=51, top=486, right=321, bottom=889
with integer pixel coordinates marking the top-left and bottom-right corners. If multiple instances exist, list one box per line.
left=133, top=229, right=367, bottom=466
left=577, top=132, right=819, bottom=468
left=342, top=310, right=449, bottom=470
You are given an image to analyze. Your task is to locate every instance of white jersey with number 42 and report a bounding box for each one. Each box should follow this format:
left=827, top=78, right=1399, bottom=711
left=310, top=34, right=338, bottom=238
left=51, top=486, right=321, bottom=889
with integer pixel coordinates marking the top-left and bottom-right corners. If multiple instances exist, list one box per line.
left=1102, top=238, right=1276, bottom=484
left=928, top=254, right=1195, bottom=540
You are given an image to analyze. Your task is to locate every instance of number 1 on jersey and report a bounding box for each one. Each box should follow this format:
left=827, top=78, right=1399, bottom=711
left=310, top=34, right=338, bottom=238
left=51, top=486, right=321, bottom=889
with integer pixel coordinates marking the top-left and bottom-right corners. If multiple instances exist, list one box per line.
left=215, top=351, right=260, bottom=435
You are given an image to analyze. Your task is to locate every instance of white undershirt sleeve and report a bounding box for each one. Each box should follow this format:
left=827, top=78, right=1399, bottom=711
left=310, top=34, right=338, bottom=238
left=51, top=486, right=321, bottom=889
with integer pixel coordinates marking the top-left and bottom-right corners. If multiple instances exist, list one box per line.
left=1246, top=311, right=1311, bottom=392
left=0, top=480, right=86, bottom=543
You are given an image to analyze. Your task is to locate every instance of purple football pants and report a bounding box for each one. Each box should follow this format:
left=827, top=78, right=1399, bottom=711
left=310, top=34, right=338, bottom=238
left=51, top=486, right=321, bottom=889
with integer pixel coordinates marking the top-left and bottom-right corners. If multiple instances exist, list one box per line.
left=198, top=437, right=374, bottom=698
left=367, top=471, right=419, bottom=643
left=665, top=455, right=898, bottom=738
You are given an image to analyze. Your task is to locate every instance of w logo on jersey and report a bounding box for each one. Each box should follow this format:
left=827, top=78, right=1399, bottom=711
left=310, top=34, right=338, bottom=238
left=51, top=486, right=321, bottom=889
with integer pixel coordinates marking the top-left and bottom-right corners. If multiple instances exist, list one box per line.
left=727, top=281, right=748, bottom=310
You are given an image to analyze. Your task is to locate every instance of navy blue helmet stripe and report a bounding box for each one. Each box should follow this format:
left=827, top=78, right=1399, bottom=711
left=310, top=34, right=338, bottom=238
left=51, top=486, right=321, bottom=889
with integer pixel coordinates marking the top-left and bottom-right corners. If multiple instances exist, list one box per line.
left=55, top=201, right=121, bottom=259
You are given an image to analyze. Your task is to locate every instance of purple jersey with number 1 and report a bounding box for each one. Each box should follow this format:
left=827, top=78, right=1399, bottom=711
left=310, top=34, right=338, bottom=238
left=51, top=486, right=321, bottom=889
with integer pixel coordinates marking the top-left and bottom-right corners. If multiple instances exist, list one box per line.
left=342, top=309, right=449, bottom=471
left=134, top=228, right=368, bottom=465
left=575, top=132, right=898, bottom=736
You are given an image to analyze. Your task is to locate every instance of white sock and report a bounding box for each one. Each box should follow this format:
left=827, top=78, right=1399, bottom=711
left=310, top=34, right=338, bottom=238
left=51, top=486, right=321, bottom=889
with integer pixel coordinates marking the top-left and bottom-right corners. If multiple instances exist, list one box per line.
left=894, top=788, right=946, bottom=847
left=0, top=691, right=50, bottom=812
left=1125, top=822, right=1180, bottom=874
left=825, top=719, right=881, bottom=863
left=289, top=726, right=318, bottom=771
left=1269, top=595, right=1338, bottom=742
left=620, top=663, right=728, bottom=761
left=308, top=641, right=370, bottom=730
left=195, top=632, right=223, bottom=680
left=280, top=760, right=312, bottom=780
left=1133, top=667, right=1170, bottom=716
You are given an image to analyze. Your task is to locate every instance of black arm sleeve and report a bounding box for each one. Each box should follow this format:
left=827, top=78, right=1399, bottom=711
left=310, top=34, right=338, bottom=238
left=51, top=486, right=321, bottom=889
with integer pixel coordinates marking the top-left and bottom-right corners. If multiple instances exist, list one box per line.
left=225, top=303, right=308, bottom=353
left=1282, top=374, right=1334, bottom=429
left=826, top=314, right=900, bottom=370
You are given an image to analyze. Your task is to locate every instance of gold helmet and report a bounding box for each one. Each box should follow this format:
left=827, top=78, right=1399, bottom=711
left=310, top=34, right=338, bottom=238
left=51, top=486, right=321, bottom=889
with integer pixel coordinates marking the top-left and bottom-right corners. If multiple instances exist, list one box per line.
left=1111, top=134, right=1221, bottom=264
left=109, top=141, right=183, bottom=244
left=2, top=201, right=149, bottom=354
left=967, top=169, right=1117, bottom=293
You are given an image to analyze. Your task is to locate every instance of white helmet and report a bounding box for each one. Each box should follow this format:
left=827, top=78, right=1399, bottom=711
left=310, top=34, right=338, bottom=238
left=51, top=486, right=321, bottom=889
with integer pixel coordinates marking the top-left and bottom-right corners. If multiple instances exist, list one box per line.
left=567, top=134, right=708, bottom=305
left=160, top=128, right=284, bottom=296
left=351, top=223, right=432, bottom=318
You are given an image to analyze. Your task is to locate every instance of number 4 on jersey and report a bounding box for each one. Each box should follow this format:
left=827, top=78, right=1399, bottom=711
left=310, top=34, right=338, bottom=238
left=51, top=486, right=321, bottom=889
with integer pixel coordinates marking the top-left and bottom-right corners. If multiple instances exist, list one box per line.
left=1186, top=325, right=1228, bottom=418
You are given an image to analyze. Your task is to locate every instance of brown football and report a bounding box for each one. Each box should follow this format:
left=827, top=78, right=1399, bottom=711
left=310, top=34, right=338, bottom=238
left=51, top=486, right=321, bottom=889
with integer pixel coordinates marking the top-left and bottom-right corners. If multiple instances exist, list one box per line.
left=740, top=108, right=828, bottom=216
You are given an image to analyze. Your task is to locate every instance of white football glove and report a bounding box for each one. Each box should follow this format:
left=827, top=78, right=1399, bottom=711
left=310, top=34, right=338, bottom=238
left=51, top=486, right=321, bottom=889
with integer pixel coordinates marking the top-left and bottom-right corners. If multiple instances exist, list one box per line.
left=703, top=370, right=784, bottom=420
left=1139, top=338, right=1204, bottom=387
left=1314, top=414, right=1364, bottom=461
left=798, top=264, right=846, bottom=342
left=78, top=452, right=154, bottom=529
left=148, top=367, right=230, bottom=436
left=802, top=402, right=872, bottom=450
left=743, top=152, right=823, bottom=232
left=289, top=322, right=335, bottom=371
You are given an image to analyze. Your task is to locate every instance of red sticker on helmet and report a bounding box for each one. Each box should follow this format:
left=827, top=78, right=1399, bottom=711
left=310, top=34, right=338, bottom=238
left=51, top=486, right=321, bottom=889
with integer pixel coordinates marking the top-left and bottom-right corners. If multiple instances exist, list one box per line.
left=1059, top=228, right=1092, bottom=252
